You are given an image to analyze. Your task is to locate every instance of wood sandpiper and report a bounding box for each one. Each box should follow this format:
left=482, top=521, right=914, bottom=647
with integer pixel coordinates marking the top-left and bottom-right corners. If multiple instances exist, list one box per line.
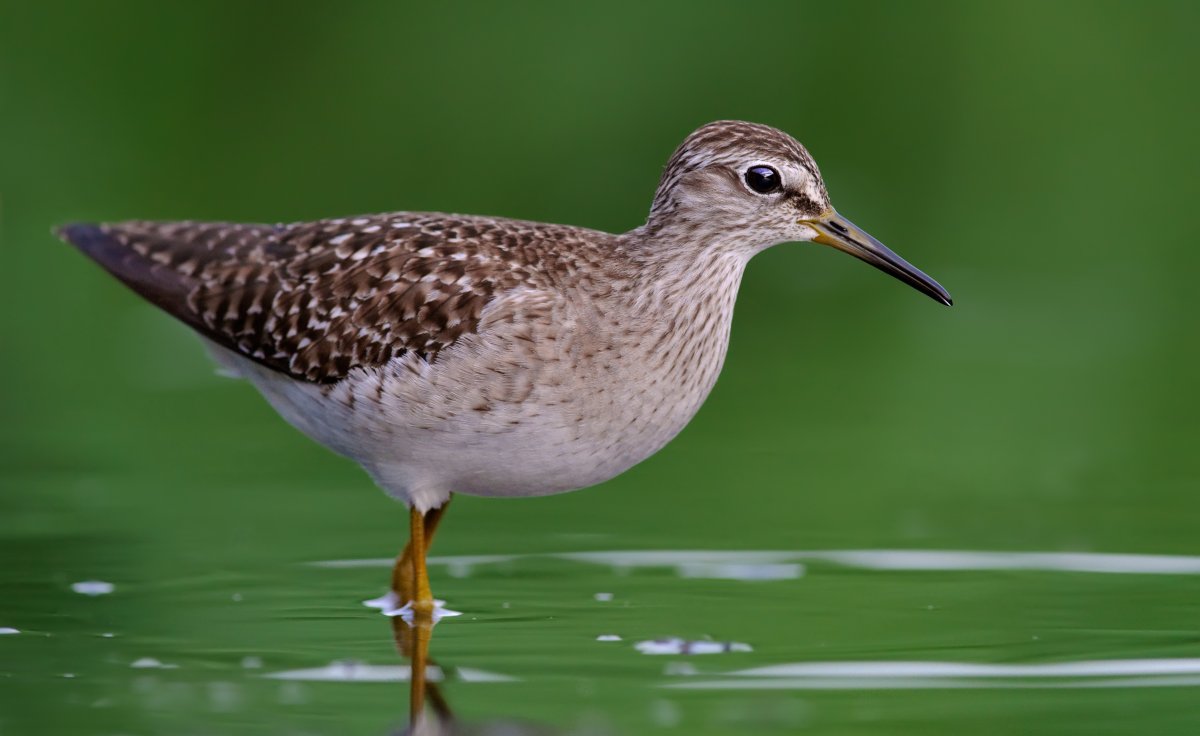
left=58, top=120, right=952, bottom=619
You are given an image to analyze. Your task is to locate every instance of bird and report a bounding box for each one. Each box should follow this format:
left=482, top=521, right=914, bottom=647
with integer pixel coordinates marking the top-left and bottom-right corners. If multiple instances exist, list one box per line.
left=57, top=120, right=951, bottom=620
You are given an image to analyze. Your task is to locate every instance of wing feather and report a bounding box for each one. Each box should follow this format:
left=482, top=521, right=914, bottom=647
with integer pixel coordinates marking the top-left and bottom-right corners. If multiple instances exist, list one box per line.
left=58, top=213, right=558, bottom=383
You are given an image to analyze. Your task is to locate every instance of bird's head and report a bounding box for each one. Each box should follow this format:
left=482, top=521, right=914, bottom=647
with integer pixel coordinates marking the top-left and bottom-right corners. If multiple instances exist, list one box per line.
left=647, top=120, right=951, bottom=306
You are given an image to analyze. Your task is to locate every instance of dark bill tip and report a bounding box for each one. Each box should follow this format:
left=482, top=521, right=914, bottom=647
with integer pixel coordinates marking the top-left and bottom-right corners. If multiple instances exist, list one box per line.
left=809, top=213, right=953, bottom=307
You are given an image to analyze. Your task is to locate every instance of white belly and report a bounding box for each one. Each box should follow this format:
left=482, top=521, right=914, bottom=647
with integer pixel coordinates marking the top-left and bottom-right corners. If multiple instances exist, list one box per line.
left=203, top=255, right=742, bottom=512
left=207, top=315, right=727, bottom=511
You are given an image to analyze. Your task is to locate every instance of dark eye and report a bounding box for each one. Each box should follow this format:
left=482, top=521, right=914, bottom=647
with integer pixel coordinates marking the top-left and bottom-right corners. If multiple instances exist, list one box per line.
left=744, top=165, right=781, bottom=194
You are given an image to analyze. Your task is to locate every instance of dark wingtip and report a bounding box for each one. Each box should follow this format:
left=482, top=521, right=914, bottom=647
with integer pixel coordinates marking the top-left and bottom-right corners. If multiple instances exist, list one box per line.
left=53, top=220, right=199, bottom=336
left=56, top=223, right=136, bottom=277
left=55, top=222, right=105, bottom=250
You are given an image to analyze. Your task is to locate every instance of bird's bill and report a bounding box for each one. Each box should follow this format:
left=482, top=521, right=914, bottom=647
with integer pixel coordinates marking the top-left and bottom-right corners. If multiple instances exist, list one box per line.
left=804, top=212, right=953, bottom=306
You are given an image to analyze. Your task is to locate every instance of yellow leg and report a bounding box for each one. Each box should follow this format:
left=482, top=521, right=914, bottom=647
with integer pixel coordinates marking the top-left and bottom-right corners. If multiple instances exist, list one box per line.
left=390, top=497, right=451, bottom=606
left=409, top=507, right=434, bottom=614
left=391, top=544, right=414, bottom=606
left=392, top=497, right=451, bottom=727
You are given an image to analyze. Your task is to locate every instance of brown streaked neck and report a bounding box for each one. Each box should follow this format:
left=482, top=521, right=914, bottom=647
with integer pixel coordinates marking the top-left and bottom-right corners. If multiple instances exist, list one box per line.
left=618, top=217, right=760, bottom=273
left=613, top=222, right=751, bottom=334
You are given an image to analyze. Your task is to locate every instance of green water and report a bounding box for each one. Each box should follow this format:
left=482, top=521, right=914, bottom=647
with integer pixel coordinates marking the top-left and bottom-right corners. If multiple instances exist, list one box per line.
left=4, top=1, right=1200, bottom=733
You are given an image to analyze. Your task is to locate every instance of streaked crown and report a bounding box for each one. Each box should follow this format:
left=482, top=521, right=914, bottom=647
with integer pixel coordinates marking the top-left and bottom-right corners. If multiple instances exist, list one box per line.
left=646, top=121, right=832, bottom=247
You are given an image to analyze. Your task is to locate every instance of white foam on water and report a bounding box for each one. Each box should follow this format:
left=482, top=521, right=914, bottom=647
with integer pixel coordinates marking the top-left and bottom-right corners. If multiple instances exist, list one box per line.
left=677, top=562, right=804, bottom=581
left=130, top=657, right=178, bottom=670
left=560, top=550, right=1200, bottom=576
left=261, top=661, right=515, bottom=683
left=388, top=600, right=463, bottom=624
left=457, top=667, right=518, bottom=683
left=559, top=551, right=799, bottom=568
left=71, top=580, right=115, bottom=596
left=362, top=590, right=401, bottom=610
left=263, top=662, right=429, bottom=682
left=734, top=659, right=1200, bottom=678
left=809, top=550, right=1200, bottom=575
left=636, top=638, right=752, bottom=655
left=315, top=549, right=1200, bottom=577
left=362, top=591, right=462, bottom=622
left=666, top=675, right=1200, bottom=691
left=663, top=659, right=1200, bottom=691
left=315, top=558, right=393, bottom=569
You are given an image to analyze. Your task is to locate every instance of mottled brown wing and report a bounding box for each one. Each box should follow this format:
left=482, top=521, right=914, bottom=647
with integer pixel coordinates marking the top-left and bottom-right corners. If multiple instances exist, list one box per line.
left=59, top=213, right=523, bottom=383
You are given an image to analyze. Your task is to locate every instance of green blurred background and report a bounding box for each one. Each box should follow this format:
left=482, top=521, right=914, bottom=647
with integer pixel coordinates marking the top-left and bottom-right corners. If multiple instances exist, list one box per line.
left=4, top=2, right=1200, bottom=734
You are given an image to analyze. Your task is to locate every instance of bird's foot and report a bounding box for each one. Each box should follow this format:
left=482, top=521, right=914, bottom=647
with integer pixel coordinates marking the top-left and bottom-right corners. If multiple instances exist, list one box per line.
left=363, top=591, right=461, bottom=624
left=392, top=599, right=462, bottom=625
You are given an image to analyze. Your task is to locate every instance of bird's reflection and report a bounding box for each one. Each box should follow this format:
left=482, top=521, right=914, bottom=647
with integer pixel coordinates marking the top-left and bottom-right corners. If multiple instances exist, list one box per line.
left=391, top=611, right=451, bottom=730
left=389, top=613, right=557, bottom=736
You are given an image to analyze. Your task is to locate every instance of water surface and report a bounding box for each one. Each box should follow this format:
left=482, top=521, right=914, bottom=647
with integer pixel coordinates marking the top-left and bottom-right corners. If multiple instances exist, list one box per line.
left=5, top=2, right=1200, bottom=733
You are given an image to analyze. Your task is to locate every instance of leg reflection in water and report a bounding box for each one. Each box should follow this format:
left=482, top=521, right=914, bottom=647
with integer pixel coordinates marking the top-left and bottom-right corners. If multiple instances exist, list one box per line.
left=386, top=495, right=554, bottom=735
left=390, top=614, right=559, bottom=736
left=390, top=496, right=453, bottom=730
left=391, top=613, right=453, bottom=731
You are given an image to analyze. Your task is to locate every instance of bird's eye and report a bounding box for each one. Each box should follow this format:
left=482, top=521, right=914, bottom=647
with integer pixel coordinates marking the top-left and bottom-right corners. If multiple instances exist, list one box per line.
left=744, top=165, right=781, bottom=194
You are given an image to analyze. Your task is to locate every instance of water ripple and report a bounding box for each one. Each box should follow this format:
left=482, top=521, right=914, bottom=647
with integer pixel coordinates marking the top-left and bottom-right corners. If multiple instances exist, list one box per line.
left=310, top=549, right=1200, bottom=578
left=664, top=659, right=1200, bottom=690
